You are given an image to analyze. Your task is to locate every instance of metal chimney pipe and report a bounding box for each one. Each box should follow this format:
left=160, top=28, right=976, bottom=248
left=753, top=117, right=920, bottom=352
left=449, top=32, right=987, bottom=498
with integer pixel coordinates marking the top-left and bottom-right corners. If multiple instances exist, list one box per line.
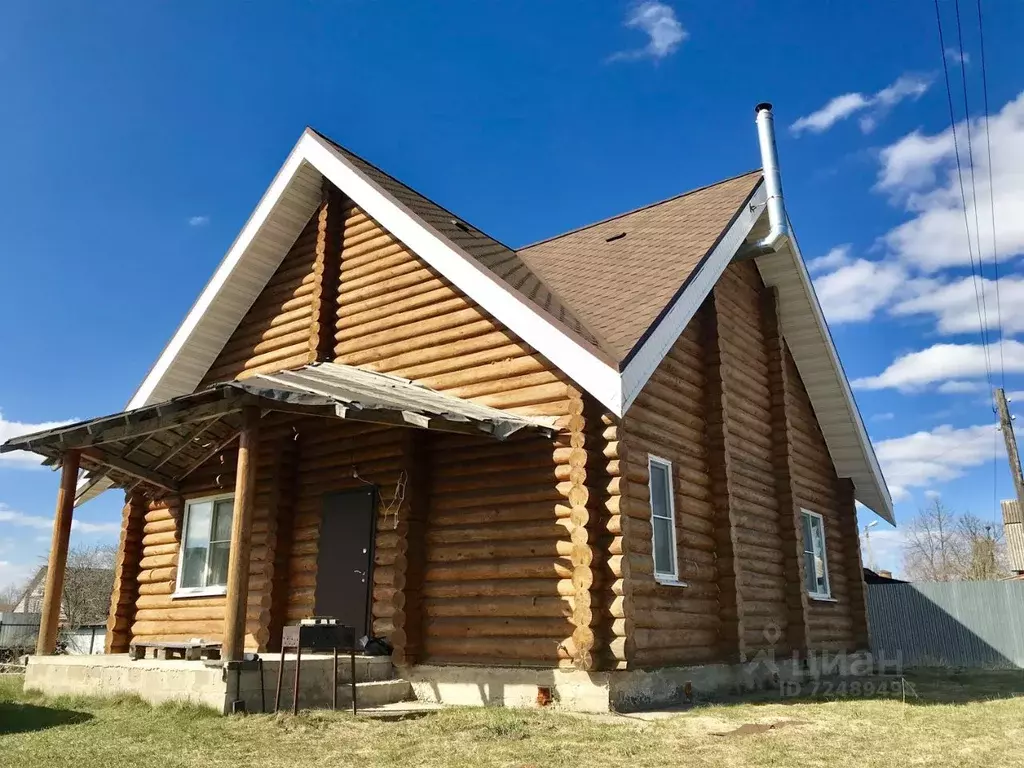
left=747, top=102, right=791, bottom=255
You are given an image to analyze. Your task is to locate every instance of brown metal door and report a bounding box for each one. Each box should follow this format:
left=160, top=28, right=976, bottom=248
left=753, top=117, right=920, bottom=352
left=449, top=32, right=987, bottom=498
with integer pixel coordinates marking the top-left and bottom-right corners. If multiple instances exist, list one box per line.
left=313, top=488, right=376, bottom=639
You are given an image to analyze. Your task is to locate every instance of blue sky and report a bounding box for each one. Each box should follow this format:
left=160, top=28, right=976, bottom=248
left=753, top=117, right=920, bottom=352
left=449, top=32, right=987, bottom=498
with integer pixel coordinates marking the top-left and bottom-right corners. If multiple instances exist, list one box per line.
left=2, top=0, right=1023, bottom=588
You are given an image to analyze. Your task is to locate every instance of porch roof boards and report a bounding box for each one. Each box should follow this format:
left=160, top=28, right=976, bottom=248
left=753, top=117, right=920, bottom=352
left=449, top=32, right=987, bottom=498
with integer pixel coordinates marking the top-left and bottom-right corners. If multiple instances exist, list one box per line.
left=0, top=362, right=556, bottom=500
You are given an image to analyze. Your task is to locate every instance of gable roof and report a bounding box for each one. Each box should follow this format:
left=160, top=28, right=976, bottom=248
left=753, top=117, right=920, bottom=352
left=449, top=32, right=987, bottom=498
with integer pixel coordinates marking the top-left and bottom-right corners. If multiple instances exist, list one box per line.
left=519, top=170, right=763, bottom=365
left=108, top=128, right=891, bottom=522
left=314, top=132, right=611, bottom=358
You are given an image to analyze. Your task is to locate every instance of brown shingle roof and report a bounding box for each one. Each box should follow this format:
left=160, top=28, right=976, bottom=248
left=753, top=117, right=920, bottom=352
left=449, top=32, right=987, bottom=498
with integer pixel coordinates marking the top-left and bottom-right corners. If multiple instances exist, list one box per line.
left=518, top=170, right=763, bottom=365
left=314, top=132, right=609, bottom=359
left=316, top=130, right=762, bottom=368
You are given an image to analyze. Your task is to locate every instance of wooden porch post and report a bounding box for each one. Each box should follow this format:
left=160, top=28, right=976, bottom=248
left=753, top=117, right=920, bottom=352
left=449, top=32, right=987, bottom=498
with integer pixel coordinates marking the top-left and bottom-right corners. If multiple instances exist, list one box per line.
left=36, top=449, right=81, bottom=655
left=222, top=407, right=260, bottom=661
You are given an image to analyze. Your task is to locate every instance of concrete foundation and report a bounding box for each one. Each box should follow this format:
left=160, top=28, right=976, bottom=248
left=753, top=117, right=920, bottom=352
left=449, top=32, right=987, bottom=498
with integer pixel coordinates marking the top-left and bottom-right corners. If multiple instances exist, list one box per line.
left=25, top=653, right=410, bottom=715
left=25, top=653, right=870, bottom=714
left=407, top=654, right=840, bottom=712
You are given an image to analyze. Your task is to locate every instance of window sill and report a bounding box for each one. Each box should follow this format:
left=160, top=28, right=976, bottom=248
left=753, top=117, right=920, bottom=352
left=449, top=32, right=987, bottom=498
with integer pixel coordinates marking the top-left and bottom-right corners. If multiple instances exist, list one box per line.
left=655, top=578, right=689, bottom=588
left=808, top=594, right=837, bottom=602
left=172, top=588, right=227, bottom=600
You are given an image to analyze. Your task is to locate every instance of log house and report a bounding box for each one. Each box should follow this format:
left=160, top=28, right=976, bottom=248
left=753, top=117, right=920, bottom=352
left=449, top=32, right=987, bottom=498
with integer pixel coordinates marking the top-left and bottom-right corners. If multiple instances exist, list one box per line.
left=4, top=105, right=890, bottom=709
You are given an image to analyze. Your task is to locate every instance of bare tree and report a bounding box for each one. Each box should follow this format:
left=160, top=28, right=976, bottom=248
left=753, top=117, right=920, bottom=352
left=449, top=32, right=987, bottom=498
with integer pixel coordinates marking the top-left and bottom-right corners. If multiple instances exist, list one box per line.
left=0, top=582, right=23, bottom=611
left=956, top=513, right=1008, bottom=581
left=903, top=500, right=1008, bottom=582
left=60, top=544, right=117, bottom=628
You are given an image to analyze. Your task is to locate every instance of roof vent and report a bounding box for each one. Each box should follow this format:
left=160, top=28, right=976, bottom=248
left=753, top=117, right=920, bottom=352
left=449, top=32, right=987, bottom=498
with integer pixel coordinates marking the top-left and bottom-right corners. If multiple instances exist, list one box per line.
left=450, top=219, right=472, bottom=234
left=605, top=232, right=627, bottom=243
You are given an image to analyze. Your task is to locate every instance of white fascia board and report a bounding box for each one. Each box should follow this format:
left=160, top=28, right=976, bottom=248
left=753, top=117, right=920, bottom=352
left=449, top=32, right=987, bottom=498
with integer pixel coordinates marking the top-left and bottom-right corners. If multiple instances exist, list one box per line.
left=301, top=131, right=623, bottom=414
left=619, top=182, right=767, bottom=411
left=770, top=228, right=894, bottom=524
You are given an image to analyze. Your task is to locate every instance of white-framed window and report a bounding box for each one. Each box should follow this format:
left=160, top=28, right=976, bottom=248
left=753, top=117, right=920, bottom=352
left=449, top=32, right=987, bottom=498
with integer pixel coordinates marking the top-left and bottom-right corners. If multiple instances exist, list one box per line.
left=801, top=509, right=832, bottom=599
left=648, top=455, right=679, bottom=582
left=174, top=493, right=235, bottom=597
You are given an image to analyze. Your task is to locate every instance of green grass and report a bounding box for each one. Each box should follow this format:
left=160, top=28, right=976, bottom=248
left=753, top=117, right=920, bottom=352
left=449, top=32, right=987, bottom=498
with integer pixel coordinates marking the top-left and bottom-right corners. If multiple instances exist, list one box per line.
left=2, top=671, right=1023, bottom=768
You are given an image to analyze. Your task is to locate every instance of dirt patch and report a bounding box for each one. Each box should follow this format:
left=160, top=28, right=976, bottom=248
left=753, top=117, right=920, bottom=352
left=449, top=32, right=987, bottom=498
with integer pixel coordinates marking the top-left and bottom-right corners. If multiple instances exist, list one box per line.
left=712, top=719, right=810, bottom=737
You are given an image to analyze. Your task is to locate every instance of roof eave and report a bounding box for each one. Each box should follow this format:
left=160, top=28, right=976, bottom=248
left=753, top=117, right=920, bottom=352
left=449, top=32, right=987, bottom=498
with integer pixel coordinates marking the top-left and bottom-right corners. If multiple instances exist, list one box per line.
left=754, top=226, right=894, bottom=525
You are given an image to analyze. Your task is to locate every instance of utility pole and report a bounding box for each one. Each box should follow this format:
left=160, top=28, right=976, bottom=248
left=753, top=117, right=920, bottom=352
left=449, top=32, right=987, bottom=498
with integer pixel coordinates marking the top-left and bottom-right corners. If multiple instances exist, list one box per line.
left=862, top=520, right=878, bottom=571
left=995, top=388, right=1024, bottom=512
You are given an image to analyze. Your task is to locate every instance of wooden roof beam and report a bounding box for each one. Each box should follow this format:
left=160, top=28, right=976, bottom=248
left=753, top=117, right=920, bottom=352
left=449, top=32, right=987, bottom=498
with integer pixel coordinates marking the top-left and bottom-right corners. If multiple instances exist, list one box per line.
left=80, top=448, right=179, bottom=494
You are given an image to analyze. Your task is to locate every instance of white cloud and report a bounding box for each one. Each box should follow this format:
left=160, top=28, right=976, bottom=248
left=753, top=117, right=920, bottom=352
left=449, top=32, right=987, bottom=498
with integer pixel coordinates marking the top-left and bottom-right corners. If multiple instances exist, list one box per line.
left=924, top=489, right=943, bottom=499
left=807, top=245, right=853, bottom=274
left=877, top=91, right=1024, bottom=272
left=0, top=410, right=75, bottom=468
left=609, top=1, right=687, bottom=62
left=875, top=422, right=1002, bottom=501
left=0, top=504, right=119, bottom=535
left=892, top=275, right=1024, bottom=335
left=188, top=215, right=210, bottom=227
left=852, top=339, right=1024, bottom=392
left=945, top=48, right=970, bottom=65
left=791, top=93, right=869, bottom=135
left=813, top=258, right=907, bottom=323
left=872, top=412, right=896, bottom=422
left=936, top=380, right=988, bottom=394
left=790, top=74, right=931, bottom=136
left=1006, top=390, right=1024, bottom=402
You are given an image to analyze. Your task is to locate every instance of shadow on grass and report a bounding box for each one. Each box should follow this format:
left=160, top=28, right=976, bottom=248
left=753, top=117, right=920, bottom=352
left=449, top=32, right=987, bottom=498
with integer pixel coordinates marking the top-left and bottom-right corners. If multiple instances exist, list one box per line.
left=0, top=701, right=93, bottom=735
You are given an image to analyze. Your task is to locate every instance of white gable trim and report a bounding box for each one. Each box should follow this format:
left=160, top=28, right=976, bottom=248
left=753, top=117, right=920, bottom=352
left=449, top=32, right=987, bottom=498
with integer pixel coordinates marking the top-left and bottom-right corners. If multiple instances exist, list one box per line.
left=127, top=144, right=322, bottom=410
left=620, top=183, right=766, bottom=410
left=303, top=133, right=623, bottom=413
left=126, top=130, right=621, bottom=420
left=754, top=231, right=893, bottom=523
left=616, top=184, right=891, bottom=522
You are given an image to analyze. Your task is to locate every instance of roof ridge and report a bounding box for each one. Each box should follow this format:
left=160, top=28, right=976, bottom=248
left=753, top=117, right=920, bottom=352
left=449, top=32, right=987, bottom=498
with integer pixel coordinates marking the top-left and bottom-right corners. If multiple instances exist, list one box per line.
left=308, top=127, right=522, bottom=254
left=308, top=127, right=616, bottom=360
left=517, top=168, right=762, bottom=251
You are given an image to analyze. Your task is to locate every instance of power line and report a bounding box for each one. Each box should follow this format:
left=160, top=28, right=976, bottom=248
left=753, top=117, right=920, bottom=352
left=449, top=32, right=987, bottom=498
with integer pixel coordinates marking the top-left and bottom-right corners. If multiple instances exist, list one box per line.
left=954, top=0, right=991, bottom=341
left=933, top=0, right=995, bottom=400
left=976, top=0, right=1007, bottom=389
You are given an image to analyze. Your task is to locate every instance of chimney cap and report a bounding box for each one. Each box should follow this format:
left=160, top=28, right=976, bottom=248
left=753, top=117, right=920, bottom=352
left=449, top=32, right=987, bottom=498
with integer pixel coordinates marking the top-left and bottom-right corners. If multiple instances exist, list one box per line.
left=755, top=102, right=773, bottom=114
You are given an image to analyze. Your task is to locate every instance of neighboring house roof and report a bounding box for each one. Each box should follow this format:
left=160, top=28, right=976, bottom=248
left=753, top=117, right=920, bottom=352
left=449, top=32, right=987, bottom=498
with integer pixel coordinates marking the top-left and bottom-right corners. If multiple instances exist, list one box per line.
left=519, top=170, right=763, bottom=365
left=84, top=128, right=893, bottom=522
left=1002, top=500, right=1024, bottom=572
left=863, top=568, right=907, bottom=584
left=11, top=566, right=114, bottom=623
left=11, top=566, right=47, bottom=613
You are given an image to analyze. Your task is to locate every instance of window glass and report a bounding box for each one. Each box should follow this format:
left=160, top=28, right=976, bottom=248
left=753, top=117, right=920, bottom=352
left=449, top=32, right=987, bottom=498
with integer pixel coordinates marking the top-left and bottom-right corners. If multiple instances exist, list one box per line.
left=179, top=497, right=233, bottom=592
left=802, top=511, right=831, bottom=598
left=649, top=458, right=676, bottom=578
left=181, top=501, right=212, bottom=589
left=211, top=499, right=233, bottom=543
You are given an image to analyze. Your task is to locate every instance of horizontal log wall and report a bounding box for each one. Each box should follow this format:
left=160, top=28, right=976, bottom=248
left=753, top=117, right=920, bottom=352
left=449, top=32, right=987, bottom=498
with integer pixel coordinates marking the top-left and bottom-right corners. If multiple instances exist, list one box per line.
left=198, top=209, right=320, bottom=387
left=105, top=493, right=146, bottom=652
left=332, top=204, right=571, bottom=416
left=619, top=261, right=868, bottom=665
left=129, top=417, right=295, bottom=650
left=785, top=347, right=866, bottom=651
left=619, top=312, right=722, bottom=667
left=713, top=263, right=789, bottom=657
left=421, top=430, right=579, bottom=667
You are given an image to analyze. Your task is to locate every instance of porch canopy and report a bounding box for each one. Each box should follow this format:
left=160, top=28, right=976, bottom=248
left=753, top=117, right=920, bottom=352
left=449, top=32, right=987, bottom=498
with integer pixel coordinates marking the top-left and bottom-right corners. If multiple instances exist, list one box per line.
left=2, top=361, right=556, bottom=498
left=2, top=361, right=556, bottom=659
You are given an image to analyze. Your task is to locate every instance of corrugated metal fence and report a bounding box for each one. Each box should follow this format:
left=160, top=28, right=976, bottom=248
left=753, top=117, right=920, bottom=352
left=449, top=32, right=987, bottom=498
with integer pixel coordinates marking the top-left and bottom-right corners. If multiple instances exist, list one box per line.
left=0, top=613, right=106, bottom=656
left=867, top=581, right=1024, bottom=668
